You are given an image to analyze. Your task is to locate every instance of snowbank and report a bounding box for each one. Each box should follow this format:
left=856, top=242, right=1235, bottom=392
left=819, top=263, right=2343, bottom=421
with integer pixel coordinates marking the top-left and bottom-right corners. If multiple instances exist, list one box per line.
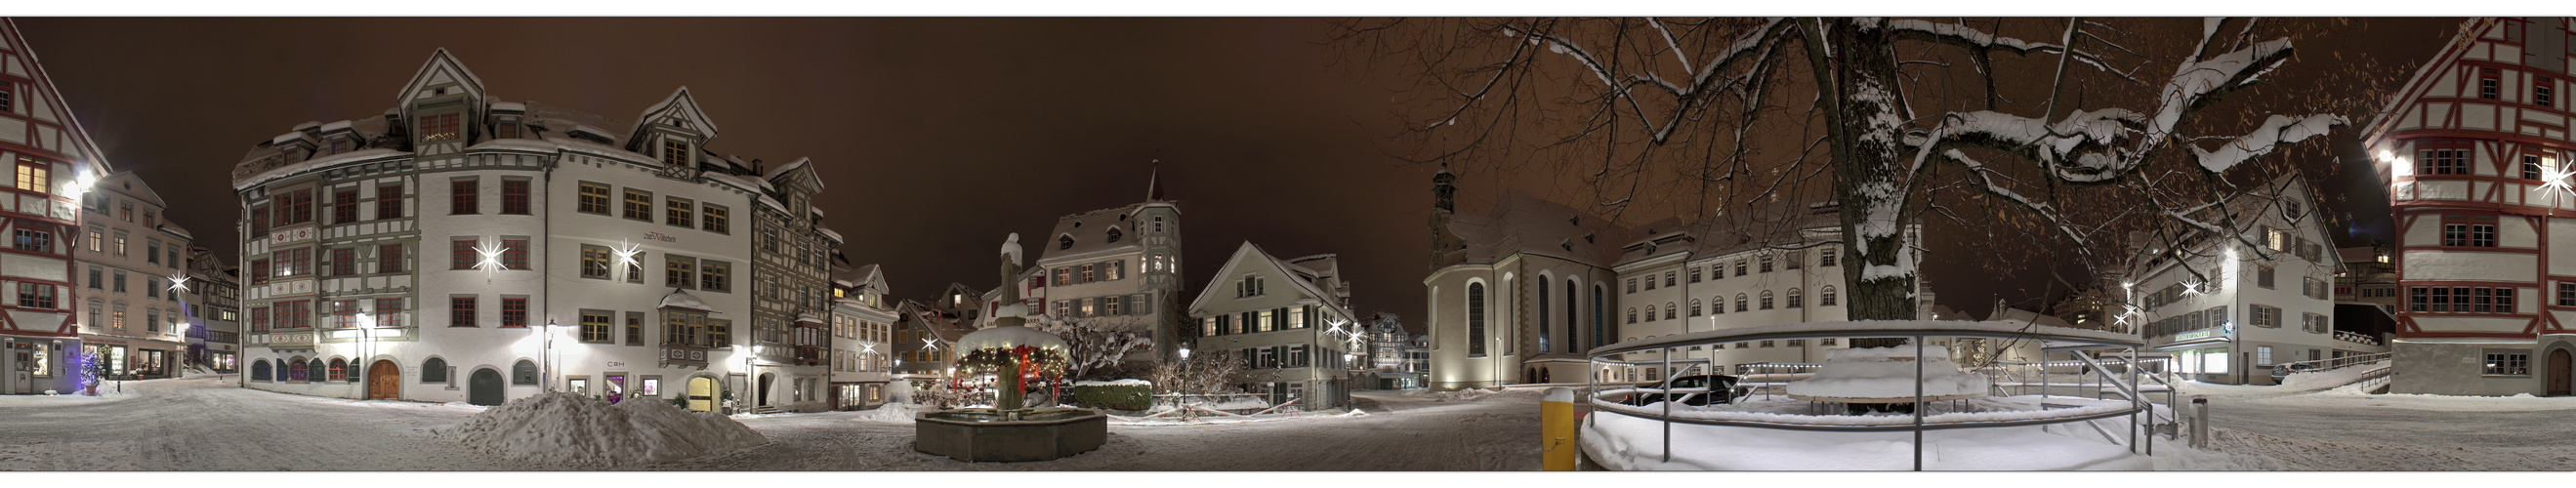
left=853, top=403, right=922, bottom=423
left=1787, top=344, right=1990, bottom=398
left=1582, top=407, right=2149, bottom=470
left=437, top=392, right=767, bottom=467
left=2274, top=361, right=2387, bottom=391
left=1432, top=387, right=1543, bottom=402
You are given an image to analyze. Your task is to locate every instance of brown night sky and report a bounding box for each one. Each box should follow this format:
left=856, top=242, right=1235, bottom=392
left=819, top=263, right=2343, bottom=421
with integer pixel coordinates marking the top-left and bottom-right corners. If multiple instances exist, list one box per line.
left=13, top=18, right=2464, bottom=333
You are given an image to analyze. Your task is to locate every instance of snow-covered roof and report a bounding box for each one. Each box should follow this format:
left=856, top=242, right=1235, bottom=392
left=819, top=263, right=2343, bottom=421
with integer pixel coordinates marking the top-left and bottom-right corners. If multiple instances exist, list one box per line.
left=956, top=325, right=1068, bottom=352
left=232, top=148, right=406, bottom=190
left=1039, top=203, right=1148, bottom=262
left=658, top=290, right=716, bottom=312
left=318, top=120, right=354, bottom=133
left=1442, top=190, right=1641, bottom=267
left=631, top=86, right=721, bottom=141
left=1984, top=307, right=2072, bottom=328
left=1188, top=241, right=1356, bottom=323
left=815, top=226, right=844, bottom=245
left=794, top=312, right=824, bottom=324
left=159, top=225, right=193, bottom=240
left=490, top=102, right=526, bottom=112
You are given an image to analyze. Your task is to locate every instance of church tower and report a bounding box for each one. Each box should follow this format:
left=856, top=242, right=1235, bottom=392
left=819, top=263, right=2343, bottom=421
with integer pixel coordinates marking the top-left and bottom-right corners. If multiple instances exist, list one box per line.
left=1137, top=169, right=1186, bottom=360
left=1428, top=166, right=1467, bottom=271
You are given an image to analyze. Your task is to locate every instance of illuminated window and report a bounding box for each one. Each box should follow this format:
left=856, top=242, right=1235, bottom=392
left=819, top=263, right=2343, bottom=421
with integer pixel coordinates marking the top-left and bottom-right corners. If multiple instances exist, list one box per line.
left=623, top=188, right=653, bottom=221
left=419, top=113, right=460, bottom=142
left=581, top=245, right=610, bottom=279
left=701, top=204, right=729, bottom=234
left=666, top=256, right=697, bottom=289
left=14, top=157, right=47, bottom=193
left=665, top=196, right=694, bottom=227
left=577, top=183, right=610, bottom=215
left=2526, top=154, right=2546, bottom=181
left=700, top=261, right=730, bottom=293
left=2484, top=352, right=2530, bottom=376
left=276, top=247, right=312, bottom=278
left=581, top=310, right=612, bottom=343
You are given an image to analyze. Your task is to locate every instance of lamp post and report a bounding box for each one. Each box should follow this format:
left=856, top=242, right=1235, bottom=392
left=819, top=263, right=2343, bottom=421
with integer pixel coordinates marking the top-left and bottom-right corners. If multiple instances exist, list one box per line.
left=1178, top=346, right=1192, bottom=421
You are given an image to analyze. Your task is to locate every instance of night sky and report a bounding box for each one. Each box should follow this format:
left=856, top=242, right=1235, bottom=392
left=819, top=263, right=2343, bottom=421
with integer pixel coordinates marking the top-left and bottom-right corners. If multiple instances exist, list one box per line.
left=15, top=18, right=2463, bottom=333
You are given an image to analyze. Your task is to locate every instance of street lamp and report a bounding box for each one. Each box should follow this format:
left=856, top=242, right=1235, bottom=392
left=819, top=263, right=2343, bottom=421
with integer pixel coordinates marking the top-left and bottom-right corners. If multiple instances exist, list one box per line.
left=1178, top=346, right=1192, bottom=421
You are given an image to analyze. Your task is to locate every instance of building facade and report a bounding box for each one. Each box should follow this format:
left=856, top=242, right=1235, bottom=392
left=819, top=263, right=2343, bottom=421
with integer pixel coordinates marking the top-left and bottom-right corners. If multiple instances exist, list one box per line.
left=229, top=50, right=845, bottom=412
left=73, top=170, right=191, bottom=381
left=745, top=158, right=842, bottom=413
left=0, top=19, right=99, bottom=395
left=2121, top=176, right=2351, bottom=386
left=1187, top=242, right=1355, bottom=409
left=1422, top=170, right=1926, bottom=389
left=1355, top=312, right=1427, bottom=389
left=1031, top=179, right=1184, bottom=364
left=2360, top=18, right=2576, bottom=396
left=185, top=245, right=240, bottom=374
left=828, top=260, right=896, bottom=410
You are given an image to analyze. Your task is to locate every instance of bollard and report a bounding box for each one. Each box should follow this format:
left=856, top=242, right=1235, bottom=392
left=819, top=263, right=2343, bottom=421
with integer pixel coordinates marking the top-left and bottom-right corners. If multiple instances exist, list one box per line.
left=1542, top=387, right=1579, bottom=470
left=2189, top=395, right=2210, bottom=449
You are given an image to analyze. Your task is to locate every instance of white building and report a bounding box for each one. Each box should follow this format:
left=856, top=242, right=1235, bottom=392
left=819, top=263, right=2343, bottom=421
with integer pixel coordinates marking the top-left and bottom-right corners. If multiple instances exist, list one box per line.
left=1187, top=241, right=1356, bottom=408
left=1422, top=169, right=1927, bottom=389
left=74, top=169, right=192, bottom=380
left=229, top=50, right=845, bottom=413
left=828, top=259, right=896, bottom=410
left=184, top=245, right=241, bottom=374
left=0, top=18, right=102, bottom=395
left=1030, top=178, right=1185, bottom=364
left=2360, top=17, right=2576, bottom=396
left=2120, top=175, right=2352, bottom=386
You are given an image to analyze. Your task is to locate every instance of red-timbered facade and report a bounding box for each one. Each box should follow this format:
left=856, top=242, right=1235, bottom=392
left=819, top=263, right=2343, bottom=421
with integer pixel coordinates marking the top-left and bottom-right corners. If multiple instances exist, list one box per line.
left=0, top=19, right=109, bottom=394
left=2363, top=18, right=2576, bottom=396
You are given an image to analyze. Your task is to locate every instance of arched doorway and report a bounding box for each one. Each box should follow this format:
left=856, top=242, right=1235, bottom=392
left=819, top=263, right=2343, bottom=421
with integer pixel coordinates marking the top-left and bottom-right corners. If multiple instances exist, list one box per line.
left=2549, top=348, right=2572, bottom=397
left=367, top=360, right=399, bottom=399
left=468, top=368, right=504, bottom=405
left=687, top=376, right=718, bottom=412
left=758, top=373, right=775, bottom=407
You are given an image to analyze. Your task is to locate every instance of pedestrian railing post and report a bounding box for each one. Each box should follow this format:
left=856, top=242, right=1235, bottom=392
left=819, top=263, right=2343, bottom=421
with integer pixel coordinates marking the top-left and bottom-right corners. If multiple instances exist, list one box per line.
left=2189, top=395, right=2210, bottom=449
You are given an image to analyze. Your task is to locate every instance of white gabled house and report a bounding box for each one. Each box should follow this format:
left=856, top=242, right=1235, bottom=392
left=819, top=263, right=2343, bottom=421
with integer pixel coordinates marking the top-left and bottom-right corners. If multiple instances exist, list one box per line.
left=1187, top=241, right=1356, bottom=409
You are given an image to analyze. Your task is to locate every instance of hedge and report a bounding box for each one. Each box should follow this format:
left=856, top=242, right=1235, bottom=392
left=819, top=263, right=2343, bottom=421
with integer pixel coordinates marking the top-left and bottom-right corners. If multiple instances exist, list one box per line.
left=1073, top=383, right=1154, bottom=410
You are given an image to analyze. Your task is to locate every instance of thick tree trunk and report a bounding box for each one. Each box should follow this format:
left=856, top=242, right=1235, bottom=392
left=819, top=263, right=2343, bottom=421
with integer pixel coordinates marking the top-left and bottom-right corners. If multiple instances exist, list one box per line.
left=1818, top=20, right=1920, bottom=349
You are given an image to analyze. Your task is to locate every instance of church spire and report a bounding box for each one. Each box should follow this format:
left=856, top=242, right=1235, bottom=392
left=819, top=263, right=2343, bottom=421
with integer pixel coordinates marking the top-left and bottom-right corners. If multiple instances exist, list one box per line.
left=1146, top=160, right=1167, bottom=202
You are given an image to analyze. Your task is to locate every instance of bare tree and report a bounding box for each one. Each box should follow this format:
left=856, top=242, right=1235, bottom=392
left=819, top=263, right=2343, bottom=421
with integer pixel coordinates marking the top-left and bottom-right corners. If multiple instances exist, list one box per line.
left=1146, top=349, right=1253, bottom=399
left=1340, top=18, right=2396, bottom=331
left=1036, top=316, right=1154, bottom=382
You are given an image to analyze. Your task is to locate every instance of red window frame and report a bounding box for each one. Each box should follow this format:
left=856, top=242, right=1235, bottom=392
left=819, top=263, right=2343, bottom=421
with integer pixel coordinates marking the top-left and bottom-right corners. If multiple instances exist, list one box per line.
left=503, top=239, right=528, bottom=270
left=333, top=300, right=358, bottom=328
left=250, top=260, right=270, bottom=285
left=451, top=178, right=478, bottom=215
left=501, top=298, right=527, bottom=328
left=375, top=299, right=403, bottom=327
left=377, top=183, right=403, bottom=220
left=379, top=244, right=404, bottom=273
left=276, top=247, right=313, bottom=278
left=329, top=247, right=355, bottom=276
left=501, top=179, right=530, bottom=215
left=251, top=306, right=270, bottom=333
left=2480, top=67, right=2501, bottom=100
left=451, top=297, right=477, bottom=327
left=277, top=188, right=314, bottom=224
left=332, top=188, right=358, bottom=224
left=452, top=239, right=477, bottom=270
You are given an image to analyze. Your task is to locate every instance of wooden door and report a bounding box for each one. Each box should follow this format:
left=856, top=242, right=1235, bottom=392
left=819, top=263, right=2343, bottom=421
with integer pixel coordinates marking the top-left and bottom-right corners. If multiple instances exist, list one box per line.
left=2550, top=349, right=2572, bottom=397
left=687, top=377, right=716, bottom=412
left=367, top=360, right=399, bottom=399
left=469, top=369, right=505, bottom=406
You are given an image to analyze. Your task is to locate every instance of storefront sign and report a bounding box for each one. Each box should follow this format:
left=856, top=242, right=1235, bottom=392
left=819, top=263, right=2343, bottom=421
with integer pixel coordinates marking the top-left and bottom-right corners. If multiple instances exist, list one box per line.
left=644, top=231, right=677, bottom=243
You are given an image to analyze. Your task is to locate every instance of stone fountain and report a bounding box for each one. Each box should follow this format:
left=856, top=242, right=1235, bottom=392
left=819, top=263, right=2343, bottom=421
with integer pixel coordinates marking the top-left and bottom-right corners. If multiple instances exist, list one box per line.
left=914, top=233, right=1107, bottom=462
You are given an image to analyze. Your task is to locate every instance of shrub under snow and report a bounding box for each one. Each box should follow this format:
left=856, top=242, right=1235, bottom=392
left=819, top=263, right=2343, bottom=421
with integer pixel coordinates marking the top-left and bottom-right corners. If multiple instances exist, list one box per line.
left=437, top=392, right=768, bottom=467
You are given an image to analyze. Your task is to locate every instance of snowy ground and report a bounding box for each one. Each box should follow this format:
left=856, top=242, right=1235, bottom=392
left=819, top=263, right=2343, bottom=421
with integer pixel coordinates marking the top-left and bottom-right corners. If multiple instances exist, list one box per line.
left=6, top=375, right=2572, bottom=471
left=0, top=376, right=1533, bottom=470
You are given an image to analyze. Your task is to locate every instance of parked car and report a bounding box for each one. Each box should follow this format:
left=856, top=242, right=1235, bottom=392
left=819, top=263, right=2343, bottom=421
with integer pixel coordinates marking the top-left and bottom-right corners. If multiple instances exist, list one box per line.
left=1618, top=375, right=1749, bottom=406
left=2269, top=363, right=2319, bottom=384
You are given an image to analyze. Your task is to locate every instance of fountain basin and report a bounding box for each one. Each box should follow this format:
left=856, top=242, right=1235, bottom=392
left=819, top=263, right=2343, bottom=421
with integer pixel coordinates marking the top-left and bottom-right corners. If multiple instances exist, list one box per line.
left=914, top=407, right=1106, bottom=462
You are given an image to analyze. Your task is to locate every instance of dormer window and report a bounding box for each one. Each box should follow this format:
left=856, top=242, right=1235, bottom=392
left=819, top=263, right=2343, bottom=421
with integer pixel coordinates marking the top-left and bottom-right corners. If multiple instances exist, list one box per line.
left=1059, top=235, right=1075, bottom=250
left=418, top=113, right=460, bottom=142
left=1106, top=227, right=1123, bottom=243
left=663, top=140, right=690, bottom=167
left=496, top=120, right=520, bottom=140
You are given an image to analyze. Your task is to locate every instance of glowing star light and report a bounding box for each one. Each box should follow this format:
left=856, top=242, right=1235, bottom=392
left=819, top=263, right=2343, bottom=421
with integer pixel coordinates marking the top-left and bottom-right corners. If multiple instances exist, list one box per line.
left=2542, top=159, right=2576, bottom=198
left=474, top=239, right=510, bottom=281
left=611, top=239, right=644, bottom=280
left=165, top=272, right=191, bottom=295
left=921, top=337, right=941, bottom=351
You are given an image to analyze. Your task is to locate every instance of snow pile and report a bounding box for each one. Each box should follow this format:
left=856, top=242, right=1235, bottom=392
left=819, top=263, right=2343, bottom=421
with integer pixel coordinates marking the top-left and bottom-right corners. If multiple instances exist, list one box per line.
left=1073, top=379, right=1151, bottom=386
left=852, top=403, right=922, bottom=423
left=1787, top=344, right=1990, bottom=398
left=437, top=392, right=766, bottom=467
left=1582, top=408, right=2149, bottom=470
left=2274, top=361, right=2387, bottom=391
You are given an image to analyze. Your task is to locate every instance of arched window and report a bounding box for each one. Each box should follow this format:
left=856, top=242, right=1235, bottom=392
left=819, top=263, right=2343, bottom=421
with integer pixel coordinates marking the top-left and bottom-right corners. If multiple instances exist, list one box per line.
left=1712, top=297, right=1725, bottom=314
left=421, top=357, right=449, bottom=383
left=328, top=358, right=348, bottom=382
left=512, top=359, right=539, bottom=386
left=1788, top=288, right=1804, bottom=308
left=1537, top=277, right=1551, bottom=353
left=1466, top=282, right=1486, bottom=356
left=1735, top=294, right=1749, bottom=312
left=1821, top=286, right=1839, bottom=306
left=1591, top=285, right=1605, bottom=349
left=251, top=359, right=271, bottom=382
left=1664, top=303, right=1676, bottom=320
left=288, top=357, right=308, bottom=382
left=1563, top=280, right=1578, bottom=353
left=1761, top=291, right=1775, bottom=309
left=308, top=358, right=326, bottom=384
left=1690, top=300, right=1703, bottom=316
left=1626, top=307, right=1637, bottom=324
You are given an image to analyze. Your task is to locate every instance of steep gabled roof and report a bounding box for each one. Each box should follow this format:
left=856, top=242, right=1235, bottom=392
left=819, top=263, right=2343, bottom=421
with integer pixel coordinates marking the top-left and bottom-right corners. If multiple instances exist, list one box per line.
left=763, top=157, right=823, bottom=194
left=394, top=48, right=487, bottom=119
left=2359, top=19, right=2490, bottom=149
left=1187, top=241, right=1356, bottom=322
left=1038, top=203, right=1146, bottom=262
left=627, top=86, right=721, bottom=149
left=1, top=19, right=116, bottom=173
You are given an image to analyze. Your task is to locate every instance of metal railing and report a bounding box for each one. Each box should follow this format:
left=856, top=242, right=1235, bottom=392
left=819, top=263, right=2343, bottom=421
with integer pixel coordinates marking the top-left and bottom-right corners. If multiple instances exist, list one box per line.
left=2333, top=331, right=2382, bottom=346
left=1583, top=322, right=2150, bottom=470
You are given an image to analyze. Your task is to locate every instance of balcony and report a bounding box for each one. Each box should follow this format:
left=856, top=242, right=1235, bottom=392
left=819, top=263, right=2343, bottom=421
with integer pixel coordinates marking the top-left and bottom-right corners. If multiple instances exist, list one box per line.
left=795, top=345, right=824, bottom=366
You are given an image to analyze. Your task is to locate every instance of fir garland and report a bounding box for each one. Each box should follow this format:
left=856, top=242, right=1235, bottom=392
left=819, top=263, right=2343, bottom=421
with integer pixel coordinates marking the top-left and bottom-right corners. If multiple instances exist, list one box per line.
left=956, top=345, right=1069, bottom=383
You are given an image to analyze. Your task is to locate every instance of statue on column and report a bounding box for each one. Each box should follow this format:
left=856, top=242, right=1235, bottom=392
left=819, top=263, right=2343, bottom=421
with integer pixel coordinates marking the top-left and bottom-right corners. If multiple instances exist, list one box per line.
left=998, top=233, right=1024, bottom=328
